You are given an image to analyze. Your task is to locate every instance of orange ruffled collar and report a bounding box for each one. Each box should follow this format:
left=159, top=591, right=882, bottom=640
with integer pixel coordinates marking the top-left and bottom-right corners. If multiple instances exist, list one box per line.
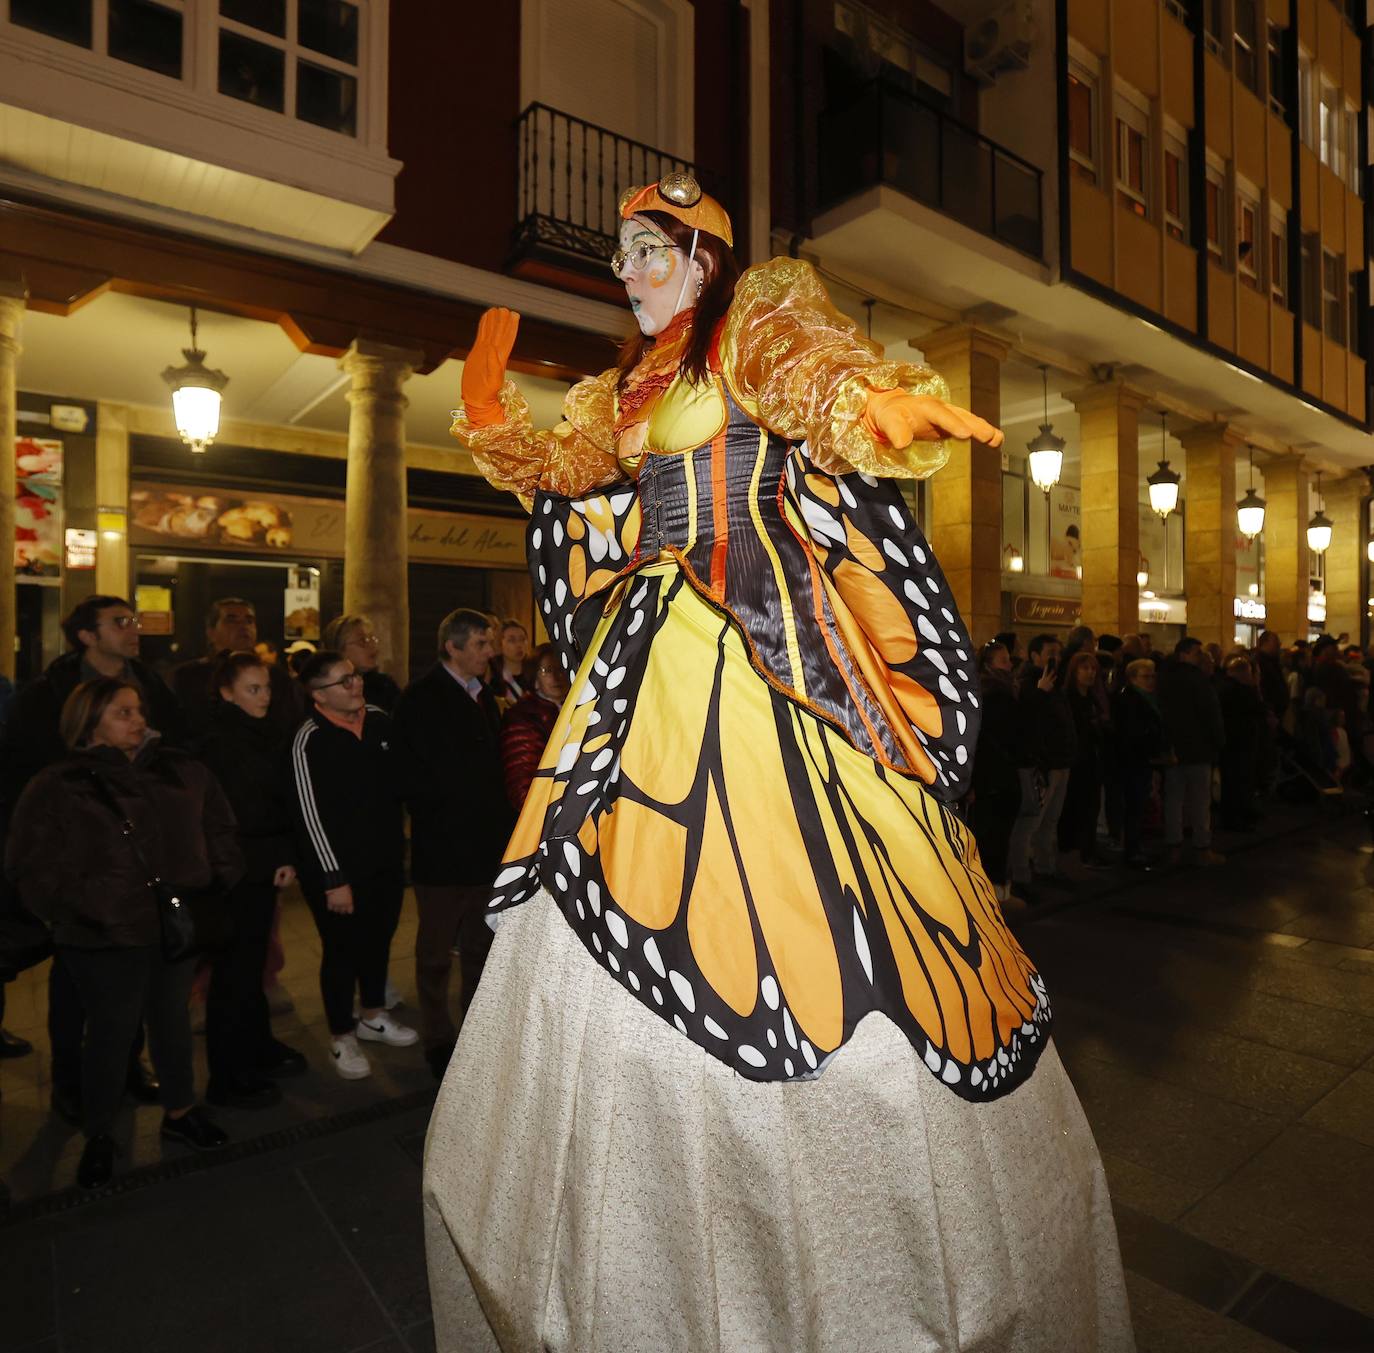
left=615, top=308, right=697, bottom=438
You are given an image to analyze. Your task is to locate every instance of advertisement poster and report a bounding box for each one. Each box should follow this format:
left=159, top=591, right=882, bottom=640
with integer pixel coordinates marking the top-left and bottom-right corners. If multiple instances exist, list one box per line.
left=129, top=482, right=528, bottom=570
left=16, top=437, right=63, bottom=578
left=284, top=565, right=321, bottom=641
left=1047, top=485, right=1081, bottom=580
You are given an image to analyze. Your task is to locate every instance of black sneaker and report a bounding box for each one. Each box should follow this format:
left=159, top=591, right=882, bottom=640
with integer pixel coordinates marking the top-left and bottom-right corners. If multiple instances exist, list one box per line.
left=160, top=1107, right=229, bottom=1152
left=0, top=1028, right=33, bottom=1059
left=257, top=1040, right=308, bottom=1078
left=206, top=1076, right=283, bottom=1110
left=77, top=1135, right=119, bottom=1190
left=51, top=1086, right=83, bottom=1128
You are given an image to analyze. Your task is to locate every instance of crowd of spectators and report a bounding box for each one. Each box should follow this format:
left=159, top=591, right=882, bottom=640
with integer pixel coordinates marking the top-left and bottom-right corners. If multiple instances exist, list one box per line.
left=0, top=593, right=560, bottom=1192
left=966, top=623, right=1369, bottom=907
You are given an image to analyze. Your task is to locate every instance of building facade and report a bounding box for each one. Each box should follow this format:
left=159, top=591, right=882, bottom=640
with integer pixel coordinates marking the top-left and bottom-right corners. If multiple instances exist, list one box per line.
left=1, top=0, right=1370, bottom=692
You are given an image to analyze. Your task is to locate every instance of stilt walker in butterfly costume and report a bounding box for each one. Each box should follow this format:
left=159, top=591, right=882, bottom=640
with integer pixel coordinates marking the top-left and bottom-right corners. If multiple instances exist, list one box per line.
left=424, top=174, right=1134, bottom=1352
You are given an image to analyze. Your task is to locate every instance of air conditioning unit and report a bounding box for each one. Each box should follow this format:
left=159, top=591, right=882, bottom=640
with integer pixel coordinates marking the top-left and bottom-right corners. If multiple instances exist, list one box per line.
left=965, top=0, right=1038, bottom=85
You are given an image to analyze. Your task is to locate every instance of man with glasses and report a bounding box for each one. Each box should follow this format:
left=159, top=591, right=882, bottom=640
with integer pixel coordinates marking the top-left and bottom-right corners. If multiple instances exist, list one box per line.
left=290, top=650, right=415, bottom=1081
left=0, top=594, right=181, bottom=1122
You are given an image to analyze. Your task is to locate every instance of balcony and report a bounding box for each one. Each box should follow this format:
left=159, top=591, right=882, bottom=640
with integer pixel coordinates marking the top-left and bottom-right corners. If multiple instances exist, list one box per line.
left=817, top=81, right=1043, bottom=261
left=509, top=102, right=718, bottom=300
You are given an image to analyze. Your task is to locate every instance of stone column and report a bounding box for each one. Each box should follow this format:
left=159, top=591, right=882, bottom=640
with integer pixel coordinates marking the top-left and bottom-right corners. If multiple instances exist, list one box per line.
left=1321, top=474, right=1366, bottom=642
left=1178, top=423, right=1243, bottom=649
left=0, top=279, right=27, bottom=681
left=1260, top=456, right=1309, bottom=644
left=95, top=401, right=131, bottom=600
left=919, top=325, right=1009, bottom=646
left=340, top=340, right=422, bottom=686
left=1067, top=380, right=1147, bottom=638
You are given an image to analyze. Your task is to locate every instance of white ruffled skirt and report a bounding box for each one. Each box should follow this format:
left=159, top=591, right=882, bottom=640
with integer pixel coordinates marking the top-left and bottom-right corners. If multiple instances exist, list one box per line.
left=422, top=891, right=1134, bottom=1352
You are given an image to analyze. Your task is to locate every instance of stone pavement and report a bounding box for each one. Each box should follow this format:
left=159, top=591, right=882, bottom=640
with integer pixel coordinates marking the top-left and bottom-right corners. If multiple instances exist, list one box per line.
left=1, top=800, right=1372, bottom=1352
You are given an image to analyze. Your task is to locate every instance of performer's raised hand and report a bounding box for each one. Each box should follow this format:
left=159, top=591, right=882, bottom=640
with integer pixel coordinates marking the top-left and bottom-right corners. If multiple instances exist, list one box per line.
left=462, top=307, right=521, bottom=428
left=865, top=389, right=1005, bottom=450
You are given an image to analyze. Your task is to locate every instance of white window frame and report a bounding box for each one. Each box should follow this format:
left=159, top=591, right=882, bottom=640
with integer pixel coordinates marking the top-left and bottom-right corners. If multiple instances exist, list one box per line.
left=1067, top=53, right=1099, bottom=186
left=1163, top=126, right=1189, bottom=242
left=1114, top=84, right=1150, bottom=219
left=1319, top=78, right=1343, bottom=176
left=1203, top=0, right=1227, bottom=62
left=1298, top=47, right=1316, bottom=150
left=1233, top=0, right=1260, bottom=94
left=1204, top=156, right=1228, bottom=266
left=1235, top=179, right=1262, bottom=289
left=1266, top=21, right=1286, bottom=117
left=1322, top=248, right=1346, bottom=343
left=2, top=0, right=186, bottom=79
left=1269, top=206, right=1288, bottom=306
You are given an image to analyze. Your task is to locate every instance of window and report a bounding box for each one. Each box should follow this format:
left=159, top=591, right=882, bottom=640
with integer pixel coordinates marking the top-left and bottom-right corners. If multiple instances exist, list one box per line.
left=1323, top=250, right=1346, bottom=342
left=1266, top=23, right=1287, bottom=117
left=1164, top=133, right=1189, bottom=241
left=1345, top=104, right=1362, bottom=193
left=1236, top=184, right=1261, bottom=289
left=1270, top=209, right=1288, bottom=307
left=1234, top=0, right=1259, bottom=94
left=1298, top=48, right=1316, bottom=149
left=1300, top=233, right=1321, bottom=326
left=1203, top=0, right=1226, bottom=60
left=1319, top=81, right=1344, bottom=177
left=218, top=0, right=360, bottom=136
left=1205, top=160, right=1228, bottom=265
left=1350, top=272, right=1365, bottom=355
left=1115, top=88, right=1149, bottom=218
left=1067, top=64, right=1097, bottom=185
left=1164, top=0, right=1190, bottom=23
left=7, top=0, right=185, bottom=80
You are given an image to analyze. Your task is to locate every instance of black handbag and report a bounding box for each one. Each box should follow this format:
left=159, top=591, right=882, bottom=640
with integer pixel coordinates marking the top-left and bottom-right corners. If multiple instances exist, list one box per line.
left=0, top=879, right=54, bottom=983
left=84, top=771, right=211, bottom=962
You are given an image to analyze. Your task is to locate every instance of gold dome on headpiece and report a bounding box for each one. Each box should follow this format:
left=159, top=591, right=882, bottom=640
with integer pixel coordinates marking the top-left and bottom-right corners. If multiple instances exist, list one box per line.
left=619, top=171, right=733, bottom=248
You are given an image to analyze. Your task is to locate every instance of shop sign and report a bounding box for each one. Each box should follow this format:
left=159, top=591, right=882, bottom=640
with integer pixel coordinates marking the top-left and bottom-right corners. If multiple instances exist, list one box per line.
left=1011, top=593, right=1082, bottom=626
left=135, top=584, right=173, bottom=635
left=1234, top=597, right=1266, bottom=621
left=284, top=566, right=320, bottom=641
left=1139, top=595, right=1187, bottom=625
left=64, top=528, right=96, bottom=570
left=1308, top=593, right=1327, bottom=624
left=129, top=481, right=528, bottom=570
left=1047, top=485, right=1081, bottom=580
left=16, top=437, right=62, bottom=578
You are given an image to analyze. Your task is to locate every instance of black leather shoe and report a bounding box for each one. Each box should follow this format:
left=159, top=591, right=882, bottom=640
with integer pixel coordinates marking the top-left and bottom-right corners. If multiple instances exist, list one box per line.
left=51, top=1086, right=83, bottom=1128
left=160, top=1107, right=229, bottom=1151
left=206, top=1076, right=282, bottom=1109
left=257, top=1040, right=308, bottom=1078
left=0, top=1028, right=33, bottom=1059
left=77, top=1135, right=119, bottom=1190
left=125, top=1062, right=161, bottom=1105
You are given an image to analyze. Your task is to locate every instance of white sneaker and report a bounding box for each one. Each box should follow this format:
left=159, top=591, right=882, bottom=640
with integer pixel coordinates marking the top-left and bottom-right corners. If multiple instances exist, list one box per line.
left=330, top=1033, right=372, bottom=1080
left=384, top=981, right=402, bottom=1010
left=356, top=1012, right=419, bottom=1047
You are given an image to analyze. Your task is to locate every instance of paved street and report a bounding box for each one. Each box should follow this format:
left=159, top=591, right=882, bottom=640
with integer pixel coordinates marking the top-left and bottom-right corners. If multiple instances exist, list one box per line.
left=1, top=798, right=1372, bottom=1352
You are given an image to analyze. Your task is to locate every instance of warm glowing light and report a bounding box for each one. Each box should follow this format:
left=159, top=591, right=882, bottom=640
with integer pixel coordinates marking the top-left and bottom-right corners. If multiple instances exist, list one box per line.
left=162, top=306, right=229, bottom=455
left=1237, top=488, right=1266, bottom=540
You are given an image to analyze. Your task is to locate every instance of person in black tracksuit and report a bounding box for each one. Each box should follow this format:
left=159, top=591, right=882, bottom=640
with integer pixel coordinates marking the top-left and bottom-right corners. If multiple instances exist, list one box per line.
left=289, top=651, right=414, bottom=1080
left=195, top=653, right=305, bottom=1107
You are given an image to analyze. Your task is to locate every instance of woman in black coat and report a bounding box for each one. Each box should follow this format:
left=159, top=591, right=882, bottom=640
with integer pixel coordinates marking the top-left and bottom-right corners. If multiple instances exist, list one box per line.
left=1217, top=655, right=1266, bottom=829
left=1059, top=651, right=1109, bottom=866
left=1112, top=659, right=1168, bottom=867
left=6, top=677, right=242, bottom=1189
left=196, top=652, right=306, bottom=1108
left=969, top=642, right=1024, bottom=902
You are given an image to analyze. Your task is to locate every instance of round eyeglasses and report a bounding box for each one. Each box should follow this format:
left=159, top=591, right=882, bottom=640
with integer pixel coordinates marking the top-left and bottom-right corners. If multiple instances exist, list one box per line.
left=609, top=241, right=679, bottom=280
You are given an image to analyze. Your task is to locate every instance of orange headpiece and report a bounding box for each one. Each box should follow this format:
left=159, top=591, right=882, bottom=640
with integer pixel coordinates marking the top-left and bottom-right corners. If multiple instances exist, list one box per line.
left=618, top=172, right=734, bottom=248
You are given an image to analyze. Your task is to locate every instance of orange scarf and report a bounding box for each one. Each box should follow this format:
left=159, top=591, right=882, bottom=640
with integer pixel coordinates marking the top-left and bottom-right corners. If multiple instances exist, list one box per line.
left=614, top=308, right=697, bottom=439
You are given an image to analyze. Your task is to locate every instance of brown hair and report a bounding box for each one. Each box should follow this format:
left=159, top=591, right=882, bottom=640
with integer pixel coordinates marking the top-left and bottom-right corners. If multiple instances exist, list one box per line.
left=519, top=642, right=564, bottom=689
left=59, top=677, right=141, bottom=750
left=322, top=613, right=370, bottom=651
left=212, top=650, right=270, bottom=697
left=616, top=211, right=742, bottom=391
left=1064, top=650, right=1099, bottom=687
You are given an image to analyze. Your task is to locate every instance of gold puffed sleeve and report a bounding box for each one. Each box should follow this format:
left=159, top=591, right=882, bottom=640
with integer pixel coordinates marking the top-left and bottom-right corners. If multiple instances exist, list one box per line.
left=449, top=369, right=627, bottom=506
left=721, top=257, right=951, bottom=479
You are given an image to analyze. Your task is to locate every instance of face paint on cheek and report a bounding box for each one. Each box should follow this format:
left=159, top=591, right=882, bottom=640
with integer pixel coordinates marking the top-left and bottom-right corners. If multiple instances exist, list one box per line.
left=645, top=251, right=678, bottom=289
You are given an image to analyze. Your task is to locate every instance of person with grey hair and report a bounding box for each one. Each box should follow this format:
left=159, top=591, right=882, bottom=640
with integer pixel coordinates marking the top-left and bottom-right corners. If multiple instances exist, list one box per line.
left=393, top=608, right=514, bottom=1079
left=322, top=613, right=401, bottom=713
left=173, top=597, right=303, bottom=734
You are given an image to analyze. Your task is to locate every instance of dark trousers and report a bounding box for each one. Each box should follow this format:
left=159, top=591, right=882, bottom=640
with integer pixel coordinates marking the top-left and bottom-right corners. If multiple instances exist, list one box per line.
left=48, top=956, right=146, bottom=1099
left=59, top=945, right=196, bottom=1138
left=1121, top=764, right=1155, bottom=862
left=1059, top=764, right=1102, bottom=859
left=969, top=787, right=1020, bottom=887
left=1220, top=748, right=1257, bottom=828
left=413, top=882, right=493, bottom=1050
left=304, top=870, right=404, bottom=1035
left=205, top=880, right=277, bottom=1086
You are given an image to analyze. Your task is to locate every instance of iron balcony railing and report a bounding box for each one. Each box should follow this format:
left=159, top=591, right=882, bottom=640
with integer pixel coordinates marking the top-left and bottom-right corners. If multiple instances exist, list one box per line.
left=513, top=102, right=718, bottom=271
left=818, top=81, right=1043, bottom=260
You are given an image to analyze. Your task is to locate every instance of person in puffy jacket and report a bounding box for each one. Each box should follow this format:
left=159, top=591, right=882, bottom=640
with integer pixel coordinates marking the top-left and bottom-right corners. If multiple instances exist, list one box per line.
left=6, top=677, right=241, bottom=1189
left=195, top=651, right=305, bottom=1108
left=500, top=644, right=572, bottom=809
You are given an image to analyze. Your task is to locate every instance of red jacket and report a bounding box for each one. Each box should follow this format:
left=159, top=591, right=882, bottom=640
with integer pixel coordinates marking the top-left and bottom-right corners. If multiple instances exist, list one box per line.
left=500, top=692, right=562, bottom=809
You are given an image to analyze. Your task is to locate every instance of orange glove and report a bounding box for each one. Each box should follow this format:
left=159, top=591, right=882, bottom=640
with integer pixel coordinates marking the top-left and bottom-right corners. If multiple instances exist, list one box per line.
left=862, top=387, right=1005, bottom=449
left=462, top=308, right=521, bottom=428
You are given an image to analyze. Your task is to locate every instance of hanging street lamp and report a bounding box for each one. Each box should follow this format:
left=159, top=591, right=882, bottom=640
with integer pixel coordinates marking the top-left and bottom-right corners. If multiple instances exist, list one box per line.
left=1026, top=365, right=1065, bottom=494
left=1146, top=409, right=1181, bottom=517
left=1237, top=447, right=1266, bottom=541
left=1136, top=554, right=1149, bottom=588
left=162, top=306, right=229, bottom=454
left=1306, top=472, right=1333, bottom=555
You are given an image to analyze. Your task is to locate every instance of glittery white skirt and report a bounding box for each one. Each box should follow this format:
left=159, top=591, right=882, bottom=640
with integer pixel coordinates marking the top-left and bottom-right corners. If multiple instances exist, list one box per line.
left=422, top=890, right=1134, bottom=1353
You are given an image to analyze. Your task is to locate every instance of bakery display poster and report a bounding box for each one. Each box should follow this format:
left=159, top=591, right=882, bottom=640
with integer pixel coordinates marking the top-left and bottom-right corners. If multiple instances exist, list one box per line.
left=16, top=437, right=63, bottom=578
left=129, top=481, right=528, bottom=570
left=283, top=572, right=321, bottom=641
left=1047, top=485, right=1082, bottom=581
